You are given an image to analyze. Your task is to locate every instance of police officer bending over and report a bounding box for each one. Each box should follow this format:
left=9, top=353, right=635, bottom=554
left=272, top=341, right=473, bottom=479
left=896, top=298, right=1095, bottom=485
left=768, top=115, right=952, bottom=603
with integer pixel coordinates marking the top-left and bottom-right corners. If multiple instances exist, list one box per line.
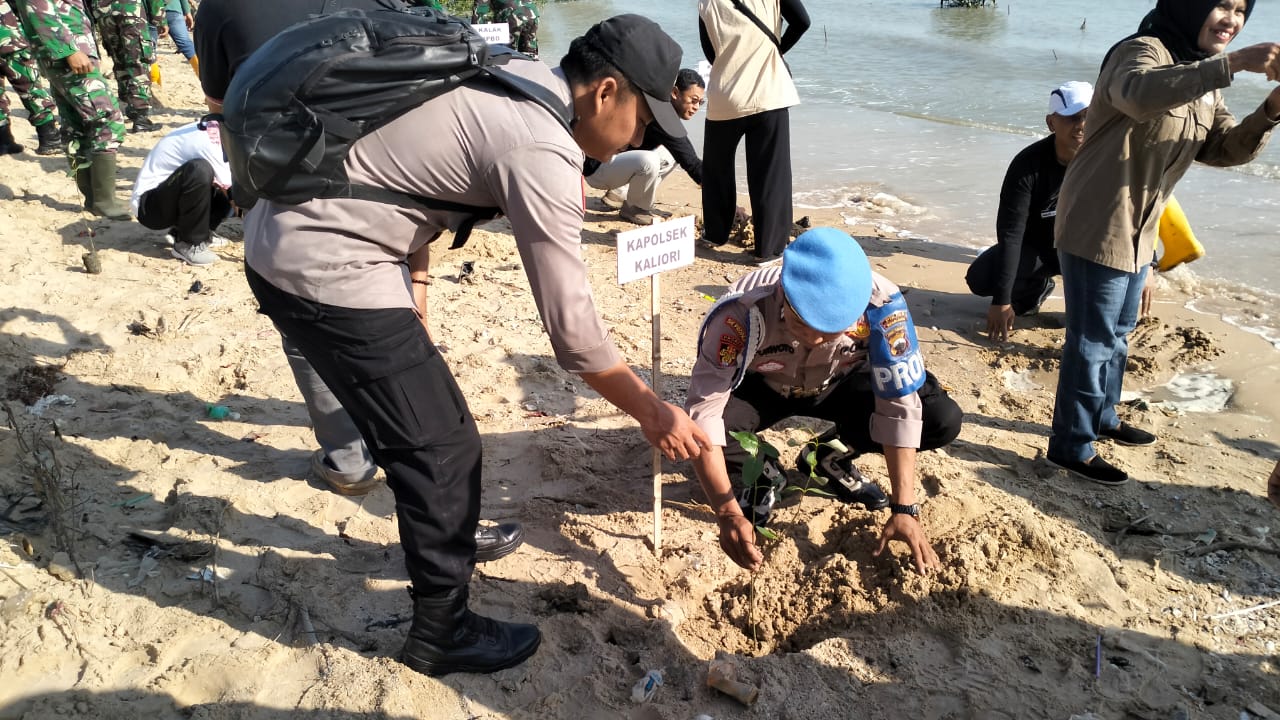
left=685, top=228, right=963, bottom=574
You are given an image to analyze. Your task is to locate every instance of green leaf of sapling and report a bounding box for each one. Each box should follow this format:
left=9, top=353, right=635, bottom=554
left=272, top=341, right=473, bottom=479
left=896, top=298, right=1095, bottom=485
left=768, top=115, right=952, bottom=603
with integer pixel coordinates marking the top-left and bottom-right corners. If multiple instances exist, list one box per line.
left=730, top=430, right=760, bottom=457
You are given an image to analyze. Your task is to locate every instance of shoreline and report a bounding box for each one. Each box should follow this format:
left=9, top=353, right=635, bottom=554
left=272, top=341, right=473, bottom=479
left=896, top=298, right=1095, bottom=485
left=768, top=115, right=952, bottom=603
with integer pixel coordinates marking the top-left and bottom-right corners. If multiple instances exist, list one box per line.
left=652, top=170, right=1280, bottom=445
left=787, top=185, right=1280, bottom=353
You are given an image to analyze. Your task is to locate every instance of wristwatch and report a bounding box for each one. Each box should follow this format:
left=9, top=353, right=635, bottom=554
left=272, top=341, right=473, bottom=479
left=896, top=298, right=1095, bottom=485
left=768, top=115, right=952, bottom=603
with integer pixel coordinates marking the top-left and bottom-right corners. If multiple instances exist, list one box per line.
left=890, top=503, right=920, bottom=518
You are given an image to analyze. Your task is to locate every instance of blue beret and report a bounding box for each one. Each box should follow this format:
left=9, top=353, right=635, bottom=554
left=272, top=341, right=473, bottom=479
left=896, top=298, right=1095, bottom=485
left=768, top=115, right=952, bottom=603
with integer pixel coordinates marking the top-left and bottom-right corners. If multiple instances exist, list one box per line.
left=781, top=228, right=873, bottom=334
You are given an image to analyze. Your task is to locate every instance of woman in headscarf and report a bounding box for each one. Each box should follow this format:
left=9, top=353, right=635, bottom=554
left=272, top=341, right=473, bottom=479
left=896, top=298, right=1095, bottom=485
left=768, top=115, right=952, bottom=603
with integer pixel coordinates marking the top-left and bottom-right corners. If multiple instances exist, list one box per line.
left=1048, top=0, right=1280, bottom=485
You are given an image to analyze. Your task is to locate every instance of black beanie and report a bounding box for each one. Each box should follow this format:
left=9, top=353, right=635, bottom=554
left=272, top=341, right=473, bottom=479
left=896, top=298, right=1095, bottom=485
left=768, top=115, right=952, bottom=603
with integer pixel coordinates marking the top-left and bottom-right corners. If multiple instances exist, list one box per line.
left=1103, top=0, right=1255, bottom=68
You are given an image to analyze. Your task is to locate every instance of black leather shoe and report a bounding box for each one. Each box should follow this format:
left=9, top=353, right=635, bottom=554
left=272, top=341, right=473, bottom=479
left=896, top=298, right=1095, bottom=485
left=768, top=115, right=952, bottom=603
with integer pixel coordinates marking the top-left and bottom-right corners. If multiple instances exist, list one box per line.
left=475, top=522, right=523, bottom=563
left=129, top=115, right=161, bottom=133
left=1046, top=453, right=1129, bottom=486
left=1100, top=422, right=1156, bottom=447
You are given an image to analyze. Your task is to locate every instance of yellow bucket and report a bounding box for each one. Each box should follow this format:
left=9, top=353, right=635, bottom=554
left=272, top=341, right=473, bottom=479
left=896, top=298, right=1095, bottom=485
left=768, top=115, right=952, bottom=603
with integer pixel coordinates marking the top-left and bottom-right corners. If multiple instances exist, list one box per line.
left=1157, top=195, right=1204, bottom=272
left=149, top=62, right=162, bottom=86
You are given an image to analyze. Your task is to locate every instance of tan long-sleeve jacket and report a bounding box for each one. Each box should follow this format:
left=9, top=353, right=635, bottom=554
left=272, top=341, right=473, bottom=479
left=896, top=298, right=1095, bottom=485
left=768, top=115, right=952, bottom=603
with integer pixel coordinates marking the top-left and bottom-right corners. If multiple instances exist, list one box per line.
left=1055, top=36, right=1278, bottom=273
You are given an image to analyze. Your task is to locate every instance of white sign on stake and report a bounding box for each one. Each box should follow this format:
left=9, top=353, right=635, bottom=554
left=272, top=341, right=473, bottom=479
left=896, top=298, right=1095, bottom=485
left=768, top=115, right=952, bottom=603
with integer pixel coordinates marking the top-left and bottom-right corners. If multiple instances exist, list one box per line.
left=615, top=213, right=695, bottom=556
left=616, top=214, right=696, bottom=285
left=472, top=22, right=511, bottom=46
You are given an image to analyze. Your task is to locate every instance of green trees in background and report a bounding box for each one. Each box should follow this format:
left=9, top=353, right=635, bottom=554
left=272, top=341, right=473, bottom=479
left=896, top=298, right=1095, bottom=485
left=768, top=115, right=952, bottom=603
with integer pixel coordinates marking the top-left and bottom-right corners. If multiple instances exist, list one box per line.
left=437, top=0, right=471, bottom=14
left=433, top=0, right=567, bottom=17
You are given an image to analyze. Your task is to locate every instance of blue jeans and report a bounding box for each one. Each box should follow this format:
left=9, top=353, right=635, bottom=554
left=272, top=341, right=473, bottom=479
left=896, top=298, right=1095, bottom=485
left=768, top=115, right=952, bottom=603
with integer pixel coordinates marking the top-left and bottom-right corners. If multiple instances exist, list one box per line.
left=1049, top=252, right=1148, bottom=462
left=166, top=9, right=195, bottom=59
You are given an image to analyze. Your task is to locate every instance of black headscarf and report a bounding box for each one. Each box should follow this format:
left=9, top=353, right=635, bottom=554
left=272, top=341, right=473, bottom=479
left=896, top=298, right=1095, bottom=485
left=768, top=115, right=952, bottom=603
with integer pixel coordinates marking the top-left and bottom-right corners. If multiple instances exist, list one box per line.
left=1102, top=0, right=1256, bottom=69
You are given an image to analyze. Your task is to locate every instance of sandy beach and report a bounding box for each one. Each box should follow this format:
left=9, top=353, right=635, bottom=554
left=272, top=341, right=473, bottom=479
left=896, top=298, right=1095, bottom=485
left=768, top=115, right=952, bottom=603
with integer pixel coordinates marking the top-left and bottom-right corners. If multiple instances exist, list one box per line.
left=1, top=47, right=1279, bottom=720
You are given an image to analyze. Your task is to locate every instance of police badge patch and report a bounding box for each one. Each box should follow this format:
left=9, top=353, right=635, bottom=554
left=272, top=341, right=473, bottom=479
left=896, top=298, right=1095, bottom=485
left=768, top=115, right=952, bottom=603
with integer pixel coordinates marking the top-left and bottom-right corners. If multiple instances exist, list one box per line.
left=718, top=334, right=743, bottom=367
left=866, top=293, right=924, bottom=398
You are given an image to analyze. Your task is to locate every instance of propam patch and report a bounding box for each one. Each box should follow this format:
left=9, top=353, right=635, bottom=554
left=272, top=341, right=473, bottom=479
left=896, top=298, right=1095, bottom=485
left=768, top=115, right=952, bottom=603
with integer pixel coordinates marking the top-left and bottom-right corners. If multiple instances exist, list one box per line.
left=1142, top=372, right=1234, bottom=413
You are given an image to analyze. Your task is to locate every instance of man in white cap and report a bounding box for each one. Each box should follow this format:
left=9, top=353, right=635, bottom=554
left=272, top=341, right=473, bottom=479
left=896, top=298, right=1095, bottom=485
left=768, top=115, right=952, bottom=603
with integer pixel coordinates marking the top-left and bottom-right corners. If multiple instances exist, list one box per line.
left=966, top=80, right=1092, bottom=341
left=685, top=227, right=963, bottom=575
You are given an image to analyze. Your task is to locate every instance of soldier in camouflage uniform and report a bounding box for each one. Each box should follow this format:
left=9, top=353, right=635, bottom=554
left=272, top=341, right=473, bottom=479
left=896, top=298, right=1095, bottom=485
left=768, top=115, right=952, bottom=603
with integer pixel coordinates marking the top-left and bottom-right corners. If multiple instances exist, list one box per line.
left=11, top=0, right=130, bottom=219
left=471, top=0, right=537, bottom=58
left=0, top=0, right=61, bottom=154
left=91, top=0, right=164, bottom=132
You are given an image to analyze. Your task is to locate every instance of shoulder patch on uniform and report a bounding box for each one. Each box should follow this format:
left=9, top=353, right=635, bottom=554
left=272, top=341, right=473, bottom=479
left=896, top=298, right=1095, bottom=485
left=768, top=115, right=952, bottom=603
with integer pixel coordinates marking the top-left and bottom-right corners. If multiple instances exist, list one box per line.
left=724, top=316, right=747, bottom=343
left=878, top=310, right=908, bottom=332
left=866, top=293, right=925, bottom=399
left=718, top=334, right=744, bottom=367
left=847, top=315, right=871, bottom=340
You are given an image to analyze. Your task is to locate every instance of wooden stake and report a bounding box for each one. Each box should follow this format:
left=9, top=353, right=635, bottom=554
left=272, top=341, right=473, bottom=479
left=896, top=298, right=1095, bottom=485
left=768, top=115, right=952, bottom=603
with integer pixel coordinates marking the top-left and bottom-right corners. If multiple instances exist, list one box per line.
left=652, top=272, right=662, bottom=556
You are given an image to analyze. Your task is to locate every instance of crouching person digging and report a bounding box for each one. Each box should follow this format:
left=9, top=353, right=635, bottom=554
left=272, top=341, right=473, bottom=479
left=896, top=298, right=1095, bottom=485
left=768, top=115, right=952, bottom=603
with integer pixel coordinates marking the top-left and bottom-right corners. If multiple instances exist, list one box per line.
left=686, top=228, right=963, bottom=574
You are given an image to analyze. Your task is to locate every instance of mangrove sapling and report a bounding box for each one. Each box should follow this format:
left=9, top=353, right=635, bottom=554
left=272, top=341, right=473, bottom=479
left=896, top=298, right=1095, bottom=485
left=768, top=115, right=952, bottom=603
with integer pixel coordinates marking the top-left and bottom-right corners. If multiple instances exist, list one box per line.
left=728, top=427, right=846, bottom=651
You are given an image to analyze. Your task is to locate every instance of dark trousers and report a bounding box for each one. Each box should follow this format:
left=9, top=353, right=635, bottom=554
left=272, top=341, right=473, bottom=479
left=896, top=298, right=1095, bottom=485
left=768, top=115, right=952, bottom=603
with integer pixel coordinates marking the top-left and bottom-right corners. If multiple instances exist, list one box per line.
left=702, top=107, right=793, bottom=259
left=721, top=371, right=963, bottom=478
left=246, top=267, right=481, bottom=593
left=965, top=244, right=1060, bottom=315
left=136, top=159, right=232, bottom=246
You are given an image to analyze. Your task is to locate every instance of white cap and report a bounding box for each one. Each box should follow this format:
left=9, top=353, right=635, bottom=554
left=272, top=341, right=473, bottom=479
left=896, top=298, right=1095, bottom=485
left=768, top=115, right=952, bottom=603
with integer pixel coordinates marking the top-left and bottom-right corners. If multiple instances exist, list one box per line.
left=1048, top=81, right=1093, bottom=117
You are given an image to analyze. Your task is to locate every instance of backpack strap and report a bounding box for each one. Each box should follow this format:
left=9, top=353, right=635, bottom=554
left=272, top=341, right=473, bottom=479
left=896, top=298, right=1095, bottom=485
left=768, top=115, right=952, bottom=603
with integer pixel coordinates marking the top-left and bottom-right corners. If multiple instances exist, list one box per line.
left=483, top=59, right=575, bottom=132
left=335, top=58, right=572, bottom=249
left=729, top=0, right=782, bottom=49
left=338, top=184, right=501, bottom=249
left=728, top=0, right=791, bottom=74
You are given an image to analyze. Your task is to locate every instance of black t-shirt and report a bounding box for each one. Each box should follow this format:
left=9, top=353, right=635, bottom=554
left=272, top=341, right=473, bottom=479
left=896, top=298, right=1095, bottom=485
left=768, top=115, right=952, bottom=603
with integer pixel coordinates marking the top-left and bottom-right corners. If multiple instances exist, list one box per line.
left=195, top=0, right=408, bottom=103
left=993, top=134, right=1066, bottom=305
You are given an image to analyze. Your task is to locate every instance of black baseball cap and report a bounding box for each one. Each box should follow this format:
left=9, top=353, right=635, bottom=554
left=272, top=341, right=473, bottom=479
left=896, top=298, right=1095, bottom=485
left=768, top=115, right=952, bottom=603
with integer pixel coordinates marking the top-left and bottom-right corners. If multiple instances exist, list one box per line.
left=582, top=14, right=686, bottom=138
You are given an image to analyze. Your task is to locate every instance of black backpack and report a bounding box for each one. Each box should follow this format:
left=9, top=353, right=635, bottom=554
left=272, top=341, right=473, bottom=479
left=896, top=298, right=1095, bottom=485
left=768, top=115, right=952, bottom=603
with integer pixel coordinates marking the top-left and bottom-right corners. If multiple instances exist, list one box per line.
left=217, top=6, right=572, bottom=247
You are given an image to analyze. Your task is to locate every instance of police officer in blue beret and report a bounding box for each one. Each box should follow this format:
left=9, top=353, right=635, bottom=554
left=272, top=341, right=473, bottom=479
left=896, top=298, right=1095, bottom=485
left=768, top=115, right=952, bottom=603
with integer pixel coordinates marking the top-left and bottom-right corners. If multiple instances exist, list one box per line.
left=685, top=227, right=963, bottom=573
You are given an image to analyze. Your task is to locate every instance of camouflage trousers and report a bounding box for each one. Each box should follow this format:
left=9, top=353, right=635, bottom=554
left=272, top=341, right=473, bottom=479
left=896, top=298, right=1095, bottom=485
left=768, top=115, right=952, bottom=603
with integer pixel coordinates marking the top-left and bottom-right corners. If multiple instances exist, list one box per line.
left=0, top=46, right=56, bottom=128
left=96, top=13, right=154, bottom=118
left=35, top=56, right=125, bottom=170
left=472, top=0, right=538, bottom=57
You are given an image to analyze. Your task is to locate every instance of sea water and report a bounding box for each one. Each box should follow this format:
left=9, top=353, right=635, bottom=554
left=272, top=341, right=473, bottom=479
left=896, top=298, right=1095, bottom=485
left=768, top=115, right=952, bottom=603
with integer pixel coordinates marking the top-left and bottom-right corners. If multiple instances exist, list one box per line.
left=538, top=0, right=1280, bottom=349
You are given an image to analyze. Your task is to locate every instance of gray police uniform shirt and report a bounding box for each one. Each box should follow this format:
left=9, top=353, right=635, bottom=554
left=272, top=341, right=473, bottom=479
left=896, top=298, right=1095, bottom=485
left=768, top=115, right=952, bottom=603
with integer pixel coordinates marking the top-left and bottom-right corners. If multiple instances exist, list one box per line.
left=685, top=266, right=926, bottom=449
left=244, top=61, right=621, bottom=375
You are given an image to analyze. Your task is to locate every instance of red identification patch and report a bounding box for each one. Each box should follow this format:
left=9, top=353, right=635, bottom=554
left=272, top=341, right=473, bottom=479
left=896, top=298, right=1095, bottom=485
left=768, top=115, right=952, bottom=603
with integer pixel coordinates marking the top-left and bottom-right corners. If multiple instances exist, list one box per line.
left=717, top=334, right=743, bottom=366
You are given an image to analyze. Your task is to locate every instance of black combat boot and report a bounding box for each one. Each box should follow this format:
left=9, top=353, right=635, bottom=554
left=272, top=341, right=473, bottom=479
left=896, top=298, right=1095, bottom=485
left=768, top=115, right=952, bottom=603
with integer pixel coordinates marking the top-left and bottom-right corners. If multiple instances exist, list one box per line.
left=128, top=111, right=160, bottom=133
left=401, top=586, right=540, bottom=677
left=34, top=121, right=62, bottom=156
left=0, top=124, right=22, bottom=154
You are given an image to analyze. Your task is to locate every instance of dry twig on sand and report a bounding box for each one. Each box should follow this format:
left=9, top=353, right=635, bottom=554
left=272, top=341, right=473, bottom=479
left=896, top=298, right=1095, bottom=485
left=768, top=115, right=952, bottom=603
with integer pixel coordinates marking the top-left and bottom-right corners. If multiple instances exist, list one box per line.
left=3, top=403, right=82, bottom=574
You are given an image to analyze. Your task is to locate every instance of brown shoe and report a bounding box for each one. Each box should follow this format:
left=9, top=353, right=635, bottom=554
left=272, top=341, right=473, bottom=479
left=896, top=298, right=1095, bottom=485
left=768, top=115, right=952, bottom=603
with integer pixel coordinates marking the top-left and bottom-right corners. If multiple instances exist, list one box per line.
left=601, top=189, right=625, bottom=209
left=620, top=203, right=655, bottom=225
left=311, top=449, right=382, bottom=496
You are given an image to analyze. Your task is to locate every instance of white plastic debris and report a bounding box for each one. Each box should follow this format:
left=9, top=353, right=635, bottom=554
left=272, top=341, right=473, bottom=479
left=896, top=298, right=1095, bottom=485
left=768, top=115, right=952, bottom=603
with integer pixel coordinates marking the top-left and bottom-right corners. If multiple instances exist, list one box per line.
left=28, top=394, right=75, bottom=416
